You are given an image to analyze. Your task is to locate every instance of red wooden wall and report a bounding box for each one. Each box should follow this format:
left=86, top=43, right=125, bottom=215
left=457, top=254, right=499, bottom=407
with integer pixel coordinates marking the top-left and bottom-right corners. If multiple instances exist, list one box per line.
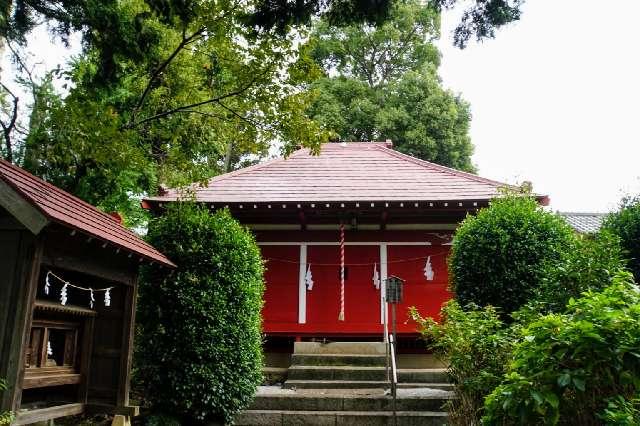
left=387, top=245, right=451, bottom=333
left=258, top=231, right=452, bottom=337
left=261, top=245, right=299, bottom=325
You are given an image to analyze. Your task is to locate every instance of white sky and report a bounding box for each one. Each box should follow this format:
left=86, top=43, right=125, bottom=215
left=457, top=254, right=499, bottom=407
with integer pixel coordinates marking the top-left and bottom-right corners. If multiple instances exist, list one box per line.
left=5, top=0, right=640, bottom=213
left=437, top=0, right=640, bottom=213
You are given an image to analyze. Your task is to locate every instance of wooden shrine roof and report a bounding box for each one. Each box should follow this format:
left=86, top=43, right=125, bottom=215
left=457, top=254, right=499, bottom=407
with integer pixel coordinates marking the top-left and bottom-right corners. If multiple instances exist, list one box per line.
left=146, top=142, right=548, bottom=206
left=0, top=159, right=175, bottom=267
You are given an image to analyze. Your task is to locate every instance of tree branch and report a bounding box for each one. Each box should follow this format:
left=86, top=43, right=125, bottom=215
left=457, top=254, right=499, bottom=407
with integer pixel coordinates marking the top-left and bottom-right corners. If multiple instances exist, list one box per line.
left=216, top=100, right=266, bottom=129
left=129, top=78, right=258, bottom=128
left=0, top=82, right=19, bottom=162
left=129, top=26, right=206, bottom=125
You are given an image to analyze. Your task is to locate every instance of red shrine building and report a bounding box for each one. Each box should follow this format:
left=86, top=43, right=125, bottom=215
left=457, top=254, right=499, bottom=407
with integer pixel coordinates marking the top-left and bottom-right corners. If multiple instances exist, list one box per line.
left=145, top=142, right=547, bottom=340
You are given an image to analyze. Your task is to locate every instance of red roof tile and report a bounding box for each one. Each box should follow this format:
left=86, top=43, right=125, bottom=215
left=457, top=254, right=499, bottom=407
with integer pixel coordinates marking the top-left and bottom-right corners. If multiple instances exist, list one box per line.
left=146, top=142, right=536, bottom=204
left=0, top=159, right=175, bottom=267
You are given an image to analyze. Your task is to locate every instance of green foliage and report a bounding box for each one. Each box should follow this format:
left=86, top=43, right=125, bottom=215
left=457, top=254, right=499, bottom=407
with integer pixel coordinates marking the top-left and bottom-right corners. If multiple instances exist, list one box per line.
left=411, top=301, right=514, bottom=425
left=603, top=196, right=640, bottom=283
left=250, top=0, right=523, bottom=48
left=533, top=230, right=626, bottom=313
left=310, top=1, right=441, bottom=86
left=0, top=379, right=14, bottom=426
left=598, top=394, right=640, bottom=425
left=449, top=193, right=575, bottom=314
left=4, top=0, right=329, bottom=226
left=483, top=272, right=640, bottom=425
left=144, top=413, right=181, bottom=426
left=307, top=0, right=475, bottom=171
left=136, top=204, right=265, bottom=424
left=434, top=0, right=523, bottom=48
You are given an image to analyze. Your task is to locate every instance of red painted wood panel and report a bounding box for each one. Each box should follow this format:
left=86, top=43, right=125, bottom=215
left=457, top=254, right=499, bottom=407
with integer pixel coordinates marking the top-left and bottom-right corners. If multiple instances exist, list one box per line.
left=306, top=245, right=382, bottom=333
left=260, top=245, right=299, bottom=324
left=387, top=245, right=451, bottom=333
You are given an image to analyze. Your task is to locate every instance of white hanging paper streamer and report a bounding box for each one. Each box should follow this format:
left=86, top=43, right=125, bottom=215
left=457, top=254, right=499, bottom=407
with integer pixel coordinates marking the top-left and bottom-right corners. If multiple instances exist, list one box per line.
left=47, top=341, right=53, bottom=356
left=373, top=263, right=381, bottom=289
left=60, top=283, right=68, bottom=305
left=305, top=264, right=314, bottom=290
left=424, top=256, right=435, bottom=281
left=47, top=270, right=113, bottom=309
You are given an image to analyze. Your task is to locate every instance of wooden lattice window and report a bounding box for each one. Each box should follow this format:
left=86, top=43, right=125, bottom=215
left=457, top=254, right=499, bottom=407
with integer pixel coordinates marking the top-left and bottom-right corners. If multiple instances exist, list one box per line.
left=23, top=302, right=95, bottom=389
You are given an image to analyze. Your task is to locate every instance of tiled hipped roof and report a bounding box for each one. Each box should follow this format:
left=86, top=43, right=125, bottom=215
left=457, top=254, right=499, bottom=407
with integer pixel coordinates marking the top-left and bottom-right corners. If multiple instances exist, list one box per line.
left=147, top=142, right=532, bottom=204
left=559, top=212, right=607, bottom=234
left=0, top=159, right=175, bottom=267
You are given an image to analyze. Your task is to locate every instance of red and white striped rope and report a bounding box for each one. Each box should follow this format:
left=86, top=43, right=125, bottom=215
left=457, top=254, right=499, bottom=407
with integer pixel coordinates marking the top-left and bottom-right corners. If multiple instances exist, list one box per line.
left=338, top=222, right=345, bottom=321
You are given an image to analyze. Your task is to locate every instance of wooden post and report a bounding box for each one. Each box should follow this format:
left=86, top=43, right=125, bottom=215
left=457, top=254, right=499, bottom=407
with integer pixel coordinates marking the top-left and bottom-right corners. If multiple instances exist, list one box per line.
left=117, top=281, right=138, bottom=408
left=298, top=244, right=307, bottom=324
left=0, top=234, right=42, bottom=413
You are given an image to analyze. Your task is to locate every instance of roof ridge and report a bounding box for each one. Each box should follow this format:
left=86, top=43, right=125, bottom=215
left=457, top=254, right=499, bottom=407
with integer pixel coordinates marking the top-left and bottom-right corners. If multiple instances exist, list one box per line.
left=371, top=144, right=510, bottom=188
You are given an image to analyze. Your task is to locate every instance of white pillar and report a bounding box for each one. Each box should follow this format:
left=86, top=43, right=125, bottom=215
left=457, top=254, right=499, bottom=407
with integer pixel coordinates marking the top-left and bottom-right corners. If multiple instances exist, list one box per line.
left=298, top=244, right=307, bottom=324
left=380, top=243, right=388, bottom=341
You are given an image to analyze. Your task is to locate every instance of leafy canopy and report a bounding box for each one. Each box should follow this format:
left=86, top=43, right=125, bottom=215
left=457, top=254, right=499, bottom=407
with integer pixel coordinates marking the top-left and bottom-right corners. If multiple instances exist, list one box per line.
left=136, top=204, right=265, bottom=424
left=8, top=0, right=327, bottom=226
left=307, top=0, right=475, bottom=171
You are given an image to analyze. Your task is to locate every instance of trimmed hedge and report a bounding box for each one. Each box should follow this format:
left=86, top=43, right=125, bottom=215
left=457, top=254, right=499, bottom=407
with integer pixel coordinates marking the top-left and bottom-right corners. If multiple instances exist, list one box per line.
left=136, top=204, right=264, bottom=424
left=449, top=195, right=574, bottom=314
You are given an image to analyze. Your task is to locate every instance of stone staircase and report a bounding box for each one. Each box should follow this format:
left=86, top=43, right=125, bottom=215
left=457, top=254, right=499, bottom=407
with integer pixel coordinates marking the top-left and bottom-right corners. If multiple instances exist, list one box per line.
left=236, top=342, right=452, bottom=425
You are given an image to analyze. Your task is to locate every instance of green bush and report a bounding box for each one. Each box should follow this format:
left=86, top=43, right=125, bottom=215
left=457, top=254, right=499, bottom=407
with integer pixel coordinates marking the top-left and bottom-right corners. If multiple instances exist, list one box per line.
left=602, top=196, right=640, bottom=282
left=411, top=301, right=515, bottom=425
left=449, top=194, right=575, bottom=314
left=0, top=379, right=13, bottom=426
left=136, top=204, right=265, bottom=424
left=533, top=230, right=625, bottom=313
left=483, top=272, right=640, bottom=425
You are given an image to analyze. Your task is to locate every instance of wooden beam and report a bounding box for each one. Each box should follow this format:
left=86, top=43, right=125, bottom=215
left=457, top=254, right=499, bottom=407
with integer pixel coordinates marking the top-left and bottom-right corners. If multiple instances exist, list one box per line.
left=298, top=210, right=306, bottom=231
left=13, top=403, right=84, bottom=425
left=22, top=373, right=82, bottom=389
left=117, top=279, right=138, bottom=407
left=0, top=180, right=49, bottom=234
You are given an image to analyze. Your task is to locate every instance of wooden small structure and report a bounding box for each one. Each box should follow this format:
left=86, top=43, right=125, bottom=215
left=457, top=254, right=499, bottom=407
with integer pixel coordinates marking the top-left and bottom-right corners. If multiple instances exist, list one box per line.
left=144, top=141, right=547, bottom=341
left=0, top=159, right=175, bottom=425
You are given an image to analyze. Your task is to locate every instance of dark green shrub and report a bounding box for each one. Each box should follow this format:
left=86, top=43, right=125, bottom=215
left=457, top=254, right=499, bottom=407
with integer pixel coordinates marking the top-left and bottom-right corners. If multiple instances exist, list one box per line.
left=136, top=204, right=265, bottom=424
left=533, top=230, right=626, bottom=313
left=449, top=194, right=575, bottom=314
left=411, top=301, right=515, bottom=425
left=602, top=196, right=640, bottom=282
left=483, top=272, right=640, bottom=425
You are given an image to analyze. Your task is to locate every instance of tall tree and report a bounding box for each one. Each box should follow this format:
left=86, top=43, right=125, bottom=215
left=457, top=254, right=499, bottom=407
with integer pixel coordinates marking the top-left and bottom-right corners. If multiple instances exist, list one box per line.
left=5, top=0, right=327, bottom=225
left=306, top=0, right=475, bottom=171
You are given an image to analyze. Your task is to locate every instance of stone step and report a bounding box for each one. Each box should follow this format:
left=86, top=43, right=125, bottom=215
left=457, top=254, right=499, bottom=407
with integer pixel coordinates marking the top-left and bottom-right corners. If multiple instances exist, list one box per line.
left=294, top=341, right=387, bottom=355
left=283, top=380, right=453, bottom=391
left=249, top=387, right=452, bottom=412
left=287, top=366, right=448, bottom=383
left=399, top=368, right=448, bottom=383
left=288, top=365, right=387, bottom=381
left=236, top=409, right=448, bottom=425
left=291, top=354, right=387, bottom=367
